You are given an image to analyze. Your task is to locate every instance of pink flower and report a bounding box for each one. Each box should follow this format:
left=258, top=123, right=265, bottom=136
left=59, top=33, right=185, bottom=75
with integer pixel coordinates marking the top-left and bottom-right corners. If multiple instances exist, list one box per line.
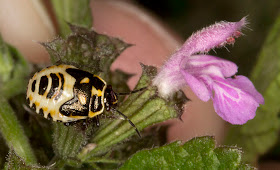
left=153, top=17, right=264, bottom=124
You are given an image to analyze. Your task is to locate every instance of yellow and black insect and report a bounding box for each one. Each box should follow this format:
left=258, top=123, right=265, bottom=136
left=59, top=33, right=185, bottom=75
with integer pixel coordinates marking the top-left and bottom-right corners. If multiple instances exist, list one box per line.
left=26, top=65, right=141, bottom=136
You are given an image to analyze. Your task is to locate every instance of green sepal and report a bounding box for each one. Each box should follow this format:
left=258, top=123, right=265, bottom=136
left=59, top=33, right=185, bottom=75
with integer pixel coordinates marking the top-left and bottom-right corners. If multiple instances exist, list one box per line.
left=120, top=137, right=255, bottom=170
left=41, top=24, right=131, bottom=77
left=106, top=126, right=168, bottom=163
left=77, top=64, right=188, bottom=162
left=0, top=35, right=29, bottom=99
left=52, top=121, right=94, bottom=161
left=225, top=13, right=280, bottom=163
left=51, top=0, right=92, bottom=37
left=4, top=150, right=48, bottom=170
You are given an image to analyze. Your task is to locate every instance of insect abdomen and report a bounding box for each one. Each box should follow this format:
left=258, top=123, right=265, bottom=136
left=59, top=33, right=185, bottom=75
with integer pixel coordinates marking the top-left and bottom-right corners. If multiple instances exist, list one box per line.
left=26, top=65, right=82, bottom=122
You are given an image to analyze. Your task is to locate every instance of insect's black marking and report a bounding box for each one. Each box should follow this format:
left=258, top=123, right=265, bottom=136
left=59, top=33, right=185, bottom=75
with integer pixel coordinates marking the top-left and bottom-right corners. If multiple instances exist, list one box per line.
left=39, top=108, right=44, bottom=116
left=61, top=68, right=105, bottom=117
left=63, top=122, right=77, bottom=126
left=91, top=95, right=97, bottom=112
left=66, top=68, right=93, bottom=82
left=55, top=73, right=64, bottom=100
left=92, top=77, right=105, bottom=91
left=66, top=68, right=105, bottom=91
left=97, top=97, right=103, bottom=111
left=64, top=122, right=70, bottom=126
left=91, top=95, right=102, bottom=112
left=39, top=76, right=48, bottom=95
left=95, top=115, right=100, bottom=127
left=26, top=98, right=30, bottom=105
left=31, top=103, right=36, bottom=110
left=47, top=73, right=59, bottom=99
left=59, top=98, right=76, bottom=116
left=66, top=68, right=106, bottom=115
left=47, top=113, right=53, bottom=121
left=31, top=80, right=36, bottom=92
left=59, top=93, right=89, bottom=117
left=104, top=85, right=118, bottom=111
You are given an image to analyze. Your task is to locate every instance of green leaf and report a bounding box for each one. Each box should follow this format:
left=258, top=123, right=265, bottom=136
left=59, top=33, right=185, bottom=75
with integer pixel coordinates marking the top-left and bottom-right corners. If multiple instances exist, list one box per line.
left=120, top=137, right=255, bottom=170
left=0, top=98, right=37, bottom=165
left=51, top=0, right=92, bottom=37
left=77, top=64, right=187, bottom=162
left=225, top=13, right=280, bottom=163
left=0, top=35, right=29, bottom=99
left=8, top=94, right=53, bottom=165
left=214, top=147, right=242, bottom=169
left=42, top=24, right=130, bottom=77
left=4, top=150, right=48, bottom=170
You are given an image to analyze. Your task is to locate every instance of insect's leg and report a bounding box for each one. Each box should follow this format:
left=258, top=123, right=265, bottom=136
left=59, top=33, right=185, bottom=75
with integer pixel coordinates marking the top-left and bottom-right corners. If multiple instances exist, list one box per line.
left=117, top=87, right=147, bottom=95
left=54, top=59, right=63, bottom=65
left=95, top=115, right=100, bottom=127
left=82, top=119, right=87, bottom=126
left=22, top=104, right=37, bottom=116
left=112, top=109, right=141, bottom=138
left=63, top=121, right=78, bottom=126
left=63, top=119, right=86, bottom=127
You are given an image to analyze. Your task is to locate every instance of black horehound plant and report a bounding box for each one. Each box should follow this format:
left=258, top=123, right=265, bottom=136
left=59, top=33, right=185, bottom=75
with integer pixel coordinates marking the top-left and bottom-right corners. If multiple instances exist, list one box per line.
left=0, top=24, right=255, bottom=169
left=0, top=0, right=268, bottom=169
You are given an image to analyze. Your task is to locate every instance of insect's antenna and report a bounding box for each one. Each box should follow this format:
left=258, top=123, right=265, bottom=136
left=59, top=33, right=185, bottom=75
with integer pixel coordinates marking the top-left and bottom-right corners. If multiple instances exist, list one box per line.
left=117, top=87, right=147, bottom=96
left=112, top=109, right=141, bottom=138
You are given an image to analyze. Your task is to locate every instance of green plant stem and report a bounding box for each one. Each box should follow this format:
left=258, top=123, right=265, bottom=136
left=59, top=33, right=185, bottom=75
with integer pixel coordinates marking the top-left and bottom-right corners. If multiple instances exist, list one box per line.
left=0, top=98, right=37, bottom=165
left=53, top=122, right=93, bottom=160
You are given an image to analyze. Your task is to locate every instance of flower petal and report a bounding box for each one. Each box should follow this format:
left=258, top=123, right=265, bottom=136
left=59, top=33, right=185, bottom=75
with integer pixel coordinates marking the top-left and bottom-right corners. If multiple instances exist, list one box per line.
left=153, top=64, right=186, bottom=98
left=186, top=55, right=238, bottom=77
left=226, top=75, right=264, bottom=104
left=212, top=77, right=260, bottom=124
left=180, top=70, right=211, bottom=101
left=179, top=17, right=247, bottom=55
